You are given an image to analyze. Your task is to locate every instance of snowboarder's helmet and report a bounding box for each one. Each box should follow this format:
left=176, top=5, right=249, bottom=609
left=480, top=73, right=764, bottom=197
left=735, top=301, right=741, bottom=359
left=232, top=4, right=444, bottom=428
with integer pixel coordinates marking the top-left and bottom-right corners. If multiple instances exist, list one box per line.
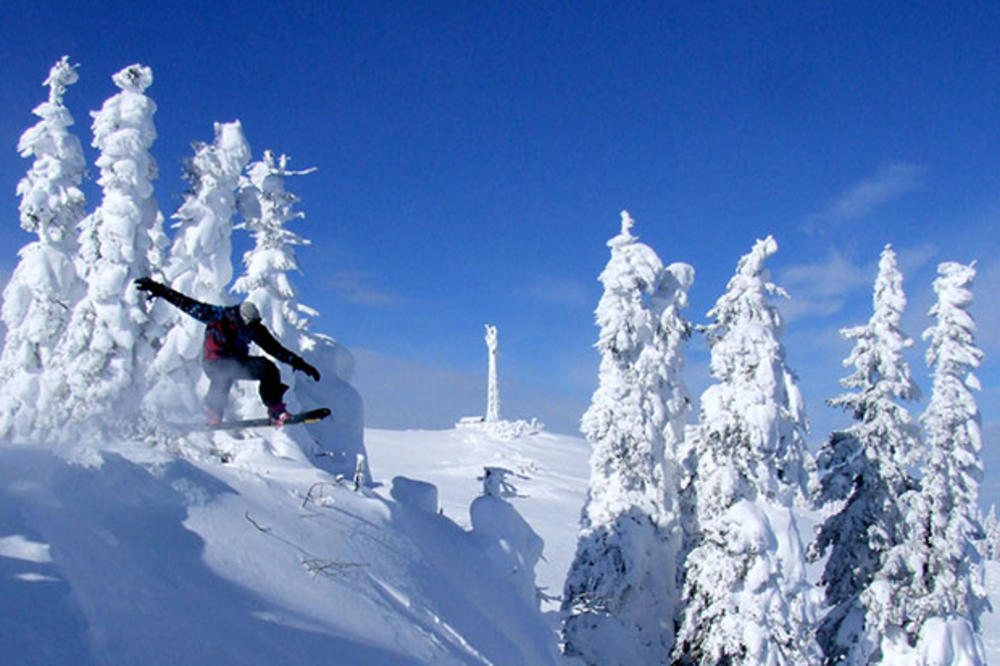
left=239, top=301, right=261, bottom=323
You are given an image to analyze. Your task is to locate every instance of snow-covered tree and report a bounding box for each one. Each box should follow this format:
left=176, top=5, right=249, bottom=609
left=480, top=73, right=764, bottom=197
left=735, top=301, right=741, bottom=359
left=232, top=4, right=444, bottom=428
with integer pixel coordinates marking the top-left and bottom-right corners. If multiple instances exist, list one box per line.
left=562, top=211, right=692, bottom=665
left=145, top=120, right=250, bottom=418
left=232, top=150, right=316, bottom=349
left=48, top=64, right=166, bottom=432
left=983, top=505, right=1000, bottom=561
left=0, top=56, right=87, bottom=439
left=675, top=236, right=818, bottom=666
left=810, top=244, right=922, bottom=664
left=231, top=149, right=367, bottom=476
left=876, top=261, right=988, bottom=662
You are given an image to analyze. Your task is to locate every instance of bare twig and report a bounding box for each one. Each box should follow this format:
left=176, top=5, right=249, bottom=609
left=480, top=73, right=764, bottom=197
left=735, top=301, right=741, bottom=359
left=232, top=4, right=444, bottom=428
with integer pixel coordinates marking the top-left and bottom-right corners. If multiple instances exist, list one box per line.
left=245, top=511, right=271, bottom=533
left=300, top=557, right=368, bottom=579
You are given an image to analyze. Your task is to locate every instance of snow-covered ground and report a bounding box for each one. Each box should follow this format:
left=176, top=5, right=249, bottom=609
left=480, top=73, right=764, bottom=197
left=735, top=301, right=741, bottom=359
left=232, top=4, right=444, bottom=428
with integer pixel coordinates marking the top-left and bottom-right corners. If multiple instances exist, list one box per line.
left=0, top=426, right=996, bottom=664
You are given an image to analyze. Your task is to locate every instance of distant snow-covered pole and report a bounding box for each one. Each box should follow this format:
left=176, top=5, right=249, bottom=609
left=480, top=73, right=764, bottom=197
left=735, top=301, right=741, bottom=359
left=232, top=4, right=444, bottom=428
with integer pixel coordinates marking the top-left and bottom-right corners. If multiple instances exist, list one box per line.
left=674, top=235, right=818, bottom=666
left=810, top=244, right=922, bottom=664
left=0, top=56, right=87, bottom=439
left=485, top=324, right=500, bottom=423
left=353, top=454, right=367, bottom=491
left=562, top=211, right=691, bottom=665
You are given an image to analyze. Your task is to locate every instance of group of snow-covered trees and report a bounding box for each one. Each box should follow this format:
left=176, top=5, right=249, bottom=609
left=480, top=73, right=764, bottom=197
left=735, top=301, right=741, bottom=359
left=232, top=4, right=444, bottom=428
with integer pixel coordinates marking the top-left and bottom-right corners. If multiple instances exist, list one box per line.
left=0, top=57, right=324, bottom=442
left=563, top=215, right=988, bottom=665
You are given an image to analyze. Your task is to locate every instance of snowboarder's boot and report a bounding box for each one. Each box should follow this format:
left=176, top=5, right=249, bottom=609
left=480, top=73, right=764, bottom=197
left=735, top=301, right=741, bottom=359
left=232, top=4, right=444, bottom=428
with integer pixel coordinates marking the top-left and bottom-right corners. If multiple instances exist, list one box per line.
left=268, top=403, right=292, bottom=426
left=206, top=407, right=223, bottom=427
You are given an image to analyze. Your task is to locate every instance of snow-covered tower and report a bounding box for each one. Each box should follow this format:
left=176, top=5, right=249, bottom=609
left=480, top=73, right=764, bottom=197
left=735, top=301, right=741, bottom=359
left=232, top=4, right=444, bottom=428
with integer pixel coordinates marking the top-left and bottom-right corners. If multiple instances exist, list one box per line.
left=485, top=324, right=500, bottom=423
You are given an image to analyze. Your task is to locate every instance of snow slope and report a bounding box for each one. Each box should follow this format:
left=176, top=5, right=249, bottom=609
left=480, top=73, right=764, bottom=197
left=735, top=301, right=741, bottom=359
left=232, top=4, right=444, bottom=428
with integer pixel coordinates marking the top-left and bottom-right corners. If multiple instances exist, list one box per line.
left=0, top=428, right=570, bottom=665
left=1, top=426, right=996, bottom=664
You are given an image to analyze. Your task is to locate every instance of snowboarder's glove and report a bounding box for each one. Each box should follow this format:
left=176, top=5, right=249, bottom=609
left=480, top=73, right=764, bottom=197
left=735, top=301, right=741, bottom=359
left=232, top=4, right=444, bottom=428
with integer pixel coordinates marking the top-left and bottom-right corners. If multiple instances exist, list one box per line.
left=134, top=277, right=166, bottom=298
left=293, top=358, right=321, bottom=382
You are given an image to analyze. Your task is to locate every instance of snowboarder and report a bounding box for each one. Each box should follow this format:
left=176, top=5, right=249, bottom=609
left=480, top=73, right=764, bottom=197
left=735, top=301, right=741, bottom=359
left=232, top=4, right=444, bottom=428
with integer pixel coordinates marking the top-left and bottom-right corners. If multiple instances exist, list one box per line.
left=134, top=277, right=321, bottom=425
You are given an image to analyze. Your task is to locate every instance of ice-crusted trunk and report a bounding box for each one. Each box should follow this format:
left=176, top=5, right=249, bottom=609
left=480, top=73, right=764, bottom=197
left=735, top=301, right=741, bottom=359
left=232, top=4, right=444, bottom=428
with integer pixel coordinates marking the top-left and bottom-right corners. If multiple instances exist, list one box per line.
left=562, top=211, right=692, bottom=665
left=47, top=64, right=166, bottom=435
left=144, top=121, right=250, bottom=421
left=674, top=236, right=818, bottom=666
left=877, top=261, right=988, bottom=663
left=809, top=244, right=922, bottom=664
left=0, top=57, right=87, bottom=440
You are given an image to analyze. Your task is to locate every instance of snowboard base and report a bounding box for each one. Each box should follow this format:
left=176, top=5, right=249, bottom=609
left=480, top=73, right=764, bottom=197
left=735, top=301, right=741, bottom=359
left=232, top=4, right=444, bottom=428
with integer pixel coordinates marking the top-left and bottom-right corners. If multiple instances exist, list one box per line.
left=207, top=407, right=331, bottom=431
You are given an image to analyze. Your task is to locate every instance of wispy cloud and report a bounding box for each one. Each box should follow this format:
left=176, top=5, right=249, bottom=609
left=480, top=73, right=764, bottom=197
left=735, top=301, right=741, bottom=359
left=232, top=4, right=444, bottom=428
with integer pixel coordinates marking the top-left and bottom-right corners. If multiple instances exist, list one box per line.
left=325, top=271, right=404, bottom=306
left=520, top=275, right=592, bottom=308
left=970, top=258, right=1000, bottom=356
left=803, top=162, right=927, bottom=232
left=777, top=251, right=874, bottom=321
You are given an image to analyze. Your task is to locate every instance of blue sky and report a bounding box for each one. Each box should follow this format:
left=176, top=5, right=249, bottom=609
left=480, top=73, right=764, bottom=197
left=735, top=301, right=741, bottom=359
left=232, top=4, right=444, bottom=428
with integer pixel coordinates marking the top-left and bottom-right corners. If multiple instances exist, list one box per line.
left=2, top=2, right=998, bottom=501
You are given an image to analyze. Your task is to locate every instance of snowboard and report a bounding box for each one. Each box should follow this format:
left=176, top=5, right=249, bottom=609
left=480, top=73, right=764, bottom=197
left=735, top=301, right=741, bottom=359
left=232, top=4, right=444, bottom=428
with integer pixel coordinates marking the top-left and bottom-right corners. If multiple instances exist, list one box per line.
left=206, top=407, right=332, bottom=431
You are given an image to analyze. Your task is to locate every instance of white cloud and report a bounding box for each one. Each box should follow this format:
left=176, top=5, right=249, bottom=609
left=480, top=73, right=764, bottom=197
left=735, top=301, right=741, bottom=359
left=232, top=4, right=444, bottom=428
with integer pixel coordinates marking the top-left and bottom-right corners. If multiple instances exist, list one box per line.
left=520, top=275, right=592, bottom=308
left=325, top=271, right=403, bottom=306
left=776, top=251, right=873, bottom=321
left=803, top=162, right=927, bottom=231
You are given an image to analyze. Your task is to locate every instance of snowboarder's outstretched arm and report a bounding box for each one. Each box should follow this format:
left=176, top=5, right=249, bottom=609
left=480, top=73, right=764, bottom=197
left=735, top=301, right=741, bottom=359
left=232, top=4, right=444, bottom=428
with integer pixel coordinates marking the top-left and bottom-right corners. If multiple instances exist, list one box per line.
left=249, top=322, right=321, bottom=382
left=134, top=277, right=220, bottom=323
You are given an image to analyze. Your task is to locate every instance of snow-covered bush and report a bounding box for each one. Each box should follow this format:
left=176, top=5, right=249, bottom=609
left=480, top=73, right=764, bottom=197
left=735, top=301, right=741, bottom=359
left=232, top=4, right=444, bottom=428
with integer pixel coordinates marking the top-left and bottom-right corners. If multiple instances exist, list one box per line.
left=810, top=244, right=922, bottom=664
left=562, top=212, right=692, bottom=665
left=47, top=64, right=166, bottom=434
left=0, top=56, right=87, bottom=440
left=471, top=467, right=544, bottom=607
left=674, top=235, right=818, bottom=666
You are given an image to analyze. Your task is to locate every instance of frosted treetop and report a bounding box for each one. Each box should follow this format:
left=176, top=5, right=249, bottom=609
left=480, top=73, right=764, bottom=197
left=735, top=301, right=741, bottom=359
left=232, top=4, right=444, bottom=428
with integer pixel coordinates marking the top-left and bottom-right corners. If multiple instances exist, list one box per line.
left=43, top=56, right=79, bottom=104
left=608, top=209, right=637, bottom=248
left=738, top=234, right=779, bottom=278
left=112, top=64, right=153, bottom=93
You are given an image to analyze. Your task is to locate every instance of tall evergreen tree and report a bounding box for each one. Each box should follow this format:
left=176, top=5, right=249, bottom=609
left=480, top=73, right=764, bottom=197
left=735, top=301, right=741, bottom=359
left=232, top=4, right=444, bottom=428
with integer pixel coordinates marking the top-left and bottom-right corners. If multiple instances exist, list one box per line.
left=876, top=261, right=988, bottom=662
left=48, top=64, right=166, bottom=432
left=232, top=150, right=316, bottom=349
left=675, top=236, right=817, bottom=666
left=0, top=57, right=87, bottom=439
left=562, top=212, right=692, bottom=665
left=983, top=505, right=1000, bottom=562
left=145, top=120, right=250, bottom=419
left=810, top=244, right=921, bottom=664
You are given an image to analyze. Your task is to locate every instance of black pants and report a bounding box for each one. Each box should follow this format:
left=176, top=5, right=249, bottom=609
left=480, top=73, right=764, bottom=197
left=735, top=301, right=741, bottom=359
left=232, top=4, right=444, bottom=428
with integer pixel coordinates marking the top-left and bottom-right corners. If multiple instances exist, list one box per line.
left=204, top=357, right=288, bottom=415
